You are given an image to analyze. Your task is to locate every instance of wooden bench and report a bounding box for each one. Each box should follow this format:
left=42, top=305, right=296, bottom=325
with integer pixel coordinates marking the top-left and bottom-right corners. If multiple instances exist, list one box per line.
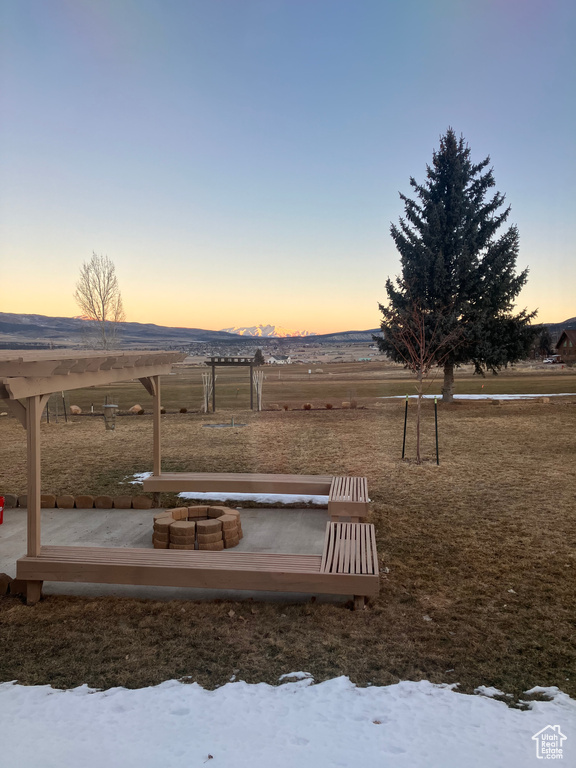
left=142, top=472, right=334, bottom=496
left=321, top=522, right=379, bottom=609
left=142, top=472, right=369, bottom=522
left=328, top=476, right=369, bottom=522
left=16, top=523, right=379, bottom=608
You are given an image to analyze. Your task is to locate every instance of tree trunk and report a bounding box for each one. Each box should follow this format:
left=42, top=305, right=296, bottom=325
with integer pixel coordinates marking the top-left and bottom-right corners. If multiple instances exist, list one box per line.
left=416, top=372, right=422, bottom=464
left=442, top=362, right=455, bottom=403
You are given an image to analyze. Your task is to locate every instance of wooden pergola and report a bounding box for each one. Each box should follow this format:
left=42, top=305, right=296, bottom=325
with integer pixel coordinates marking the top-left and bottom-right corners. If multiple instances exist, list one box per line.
left=0, top=350, right=185, bottom=597
left=208, top=356, right=255, bottom=411
left=1, top=350, right=378, bottom=608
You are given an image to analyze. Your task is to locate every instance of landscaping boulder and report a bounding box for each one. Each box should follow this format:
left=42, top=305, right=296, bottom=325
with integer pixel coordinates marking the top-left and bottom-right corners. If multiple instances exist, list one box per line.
left=56, top=495, right=75, bottom=509
left=132, top=495, right=153, bottom=510
left=0, top=573, right=13, bottom=597
left=9, top=579, right=27, bottom=597
left=94, top=495, right=113, bottom=509
left=196, top=531, right=222, bottom=544
left=2, top=493, right=18, bottom=508
left=41, top=494, right=57, bottom=508
left=75, top=495, right=95, bottom=508
left=113, top=495, right=133, bottom=509
left=187, top=506, right=209, bottom=518
left=198, top=540, right=224, bottom=551
left=196, top=519, right=222, bottom=535
left=70, top=405, right=82, bottom=415
left=129, top=404, right=143, bottom=414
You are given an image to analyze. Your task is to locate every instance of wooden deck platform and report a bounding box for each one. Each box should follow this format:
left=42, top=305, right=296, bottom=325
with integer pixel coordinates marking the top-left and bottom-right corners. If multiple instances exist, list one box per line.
left=16, top=523, right=380, bottom=608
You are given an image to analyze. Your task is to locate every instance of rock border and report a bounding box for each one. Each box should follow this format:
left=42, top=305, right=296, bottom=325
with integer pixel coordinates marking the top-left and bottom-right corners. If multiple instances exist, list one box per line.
left=1, top=493, right=154, bottom=510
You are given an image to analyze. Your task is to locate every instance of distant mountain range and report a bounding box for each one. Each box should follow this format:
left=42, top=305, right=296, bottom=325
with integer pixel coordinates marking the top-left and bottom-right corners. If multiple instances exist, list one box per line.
left=0, top=312, right=379, bottom=348
left=1, top=312, right=573, bottom=350
left=220, top=324, right=317, bottom=338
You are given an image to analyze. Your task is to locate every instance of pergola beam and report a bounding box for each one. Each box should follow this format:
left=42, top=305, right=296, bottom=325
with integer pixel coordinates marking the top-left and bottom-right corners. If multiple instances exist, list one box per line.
left=2, top=362, right=178, bottom=400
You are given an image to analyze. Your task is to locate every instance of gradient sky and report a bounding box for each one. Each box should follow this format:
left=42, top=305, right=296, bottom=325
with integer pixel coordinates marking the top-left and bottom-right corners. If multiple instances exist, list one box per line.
left=1, top=0, right=574, bottom=334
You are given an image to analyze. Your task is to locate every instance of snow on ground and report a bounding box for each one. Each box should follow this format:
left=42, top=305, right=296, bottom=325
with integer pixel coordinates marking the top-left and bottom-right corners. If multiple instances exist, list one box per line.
left=178, top=491, right=329, bottom=505
left=384, top=393, right=576, bottom=400
left=128, top=471, right=153, bottom=484
left=1, top=676, right=573, bottom=768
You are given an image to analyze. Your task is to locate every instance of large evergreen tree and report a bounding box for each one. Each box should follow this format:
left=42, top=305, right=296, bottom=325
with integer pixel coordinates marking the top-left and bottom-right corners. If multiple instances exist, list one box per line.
left=377, top=128, right=538, bottom=401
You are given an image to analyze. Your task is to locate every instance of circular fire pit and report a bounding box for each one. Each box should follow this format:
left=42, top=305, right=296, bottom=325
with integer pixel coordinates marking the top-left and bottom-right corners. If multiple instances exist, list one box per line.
left=152, top=506, right=243, bottom=551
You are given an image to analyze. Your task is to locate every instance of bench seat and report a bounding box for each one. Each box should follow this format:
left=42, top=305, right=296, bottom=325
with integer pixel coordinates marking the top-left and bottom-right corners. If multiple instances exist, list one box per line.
left=143, top=472, right=333, bottom=496
left=142, top=472, right=370, bottom=522
left=328, top=476, right=369, bottom=522
left=16, top=523, right=379, bottom=606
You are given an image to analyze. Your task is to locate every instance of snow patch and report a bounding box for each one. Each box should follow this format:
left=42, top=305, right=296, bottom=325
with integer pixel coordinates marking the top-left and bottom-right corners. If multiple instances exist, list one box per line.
left=1, top=678, right=574, bottom=768
left=178, top=491, right=329, bottom=505
left=383, top=393, right=576, bottom=400
left=125, top=471, right=152, bottom=485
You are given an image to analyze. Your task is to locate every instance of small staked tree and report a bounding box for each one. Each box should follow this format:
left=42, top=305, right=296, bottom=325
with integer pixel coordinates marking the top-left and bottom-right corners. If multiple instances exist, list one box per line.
left=253, top=348, right=265, bottom=366
left=75, top=253, right=125, bottom=349
left=379, top=283, right=463, bottom=463
left=377, top=128, right=538, bottom=402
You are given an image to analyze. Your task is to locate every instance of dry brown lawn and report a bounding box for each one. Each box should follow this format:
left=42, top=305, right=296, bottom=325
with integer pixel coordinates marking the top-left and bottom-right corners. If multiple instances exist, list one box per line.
left=1, top=395, right=575, bottom=700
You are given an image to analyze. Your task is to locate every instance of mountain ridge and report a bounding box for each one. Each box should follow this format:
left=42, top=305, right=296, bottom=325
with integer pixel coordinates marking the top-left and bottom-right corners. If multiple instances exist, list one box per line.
left=220, top=324, right=317, bottom=338
left=1, top=312, right=573, bottom=349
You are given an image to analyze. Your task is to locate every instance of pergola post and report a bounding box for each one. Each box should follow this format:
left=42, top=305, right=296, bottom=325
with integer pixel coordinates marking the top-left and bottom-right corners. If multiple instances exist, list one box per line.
left=26, top=394, right=42, bottom=557
left=152, top=375, right=161, bottom=476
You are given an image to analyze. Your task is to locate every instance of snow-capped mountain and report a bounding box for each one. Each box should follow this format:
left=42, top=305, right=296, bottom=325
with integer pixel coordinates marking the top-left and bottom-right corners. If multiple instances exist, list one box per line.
left=220, top=324, right=317, bottom=338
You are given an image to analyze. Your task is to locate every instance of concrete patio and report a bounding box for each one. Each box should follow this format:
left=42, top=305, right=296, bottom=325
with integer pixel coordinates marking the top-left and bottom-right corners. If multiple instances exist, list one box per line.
left=0, top=506, right=342, bottom=603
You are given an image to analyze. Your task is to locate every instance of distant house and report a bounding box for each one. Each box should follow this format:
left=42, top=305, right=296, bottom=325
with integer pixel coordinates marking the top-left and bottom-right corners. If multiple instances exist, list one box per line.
left=266, top=355, right=291, bottom=365
left=555, top=329, right=576, bottom=364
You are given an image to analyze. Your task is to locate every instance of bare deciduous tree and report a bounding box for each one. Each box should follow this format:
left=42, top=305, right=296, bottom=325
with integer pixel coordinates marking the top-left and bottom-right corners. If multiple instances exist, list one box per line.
left=379, top=283, right=463, bottom=463
left=75, top=253, right=125, bottom=349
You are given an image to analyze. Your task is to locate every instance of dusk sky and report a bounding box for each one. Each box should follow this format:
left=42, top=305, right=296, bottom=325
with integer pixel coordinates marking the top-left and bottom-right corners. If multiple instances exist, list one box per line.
left=1, top=0, right=574, bottom=334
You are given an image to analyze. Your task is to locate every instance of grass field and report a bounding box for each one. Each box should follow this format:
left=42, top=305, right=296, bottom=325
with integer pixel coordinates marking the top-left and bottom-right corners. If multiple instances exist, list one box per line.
left=33, top=360, right=576, bottom=415
left=1, top=365, right=575, bottom=700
